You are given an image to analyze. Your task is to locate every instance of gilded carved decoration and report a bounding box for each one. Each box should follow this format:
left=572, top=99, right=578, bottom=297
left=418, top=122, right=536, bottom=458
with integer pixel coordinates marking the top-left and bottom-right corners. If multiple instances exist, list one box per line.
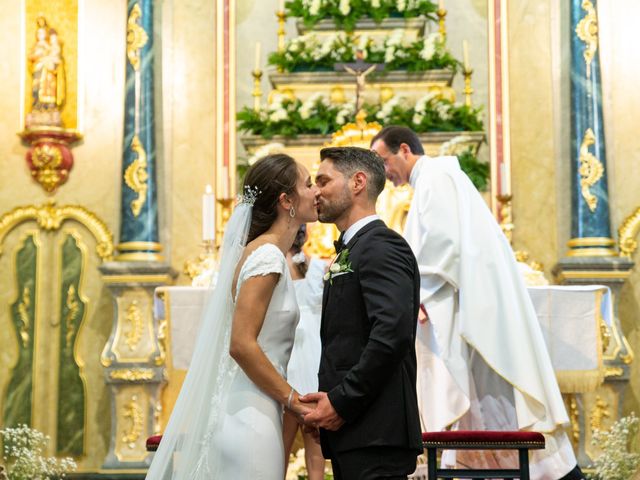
left=589, top=396, right=610, bottom=433
left=124, top=135, right=149, bottom=217
left=155, top=318, right=168, bottom=366
left=64, top=284, right=79, bottom=351
left=575, top=0, right=598, bottom=79
left=578, top=128, right=604, bottom=212
left=0, top=202, right=114, bottom=260
left=110, top=368, right=155, bottom=382
left=18, top=286, right=32, bottom=348
left=124, top=301, right=144, bottom=350
left=618, top=206, right=640, bottom=257
left=121, top=394, right=144, bottom=448
left=31, top=144, right=64, bottom=192
left=126, top=4, right=148, bottom=71
left=568, top=395, right=580, bottom=447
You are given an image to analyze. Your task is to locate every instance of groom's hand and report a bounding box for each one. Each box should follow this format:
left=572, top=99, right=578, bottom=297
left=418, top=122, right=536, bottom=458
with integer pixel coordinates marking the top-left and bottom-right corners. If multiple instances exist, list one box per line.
left=300, top=392, right=345, bottom=431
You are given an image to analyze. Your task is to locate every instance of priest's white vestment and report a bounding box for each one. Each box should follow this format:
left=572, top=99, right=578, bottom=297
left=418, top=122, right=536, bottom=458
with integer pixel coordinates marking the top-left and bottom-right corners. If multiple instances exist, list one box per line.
left=404, top=156, right=577, bottom=479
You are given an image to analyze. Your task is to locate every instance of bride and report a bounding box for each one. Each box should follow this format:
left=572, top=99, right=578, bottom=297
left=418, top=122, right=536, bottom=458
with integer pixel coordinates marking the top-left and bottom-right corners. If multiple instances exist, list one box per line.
left=147, top=153, right=320, bottom=479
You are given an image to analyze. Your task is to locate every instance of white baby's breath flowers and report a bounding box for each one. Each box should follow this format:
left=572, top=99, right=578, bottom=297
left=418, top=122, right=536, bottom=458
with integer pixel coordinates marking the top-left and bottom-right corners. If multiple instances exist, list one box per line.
left=339, top=0, right=351, bottom=16
left=591, top=413, right=640, bottom=480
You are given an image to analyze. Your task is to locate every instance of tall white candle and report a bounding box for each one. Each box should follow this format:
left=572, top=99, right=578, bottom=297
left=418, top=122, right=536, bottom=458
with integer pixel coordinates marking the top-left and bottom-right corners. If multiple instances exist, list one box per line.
left=463, top=40, right=470, bottom=70
left=254, top=41, right=261, bottom=71
left=222, top=166, right=229, bottom=198
left=500, top=163, right=508, bottom=194
left=202, top=184, right=215, bottom=241
left=279, top=0, right=285, bottom=12
left=439, top=0, right=444, bottom=10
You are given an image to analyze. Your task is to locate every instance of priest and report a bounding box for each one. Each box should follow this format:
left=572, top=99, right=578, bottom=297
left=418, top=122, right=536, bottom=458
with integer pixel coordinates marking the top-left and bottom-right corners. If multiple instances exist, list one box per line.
left=370, top=126, right=585, bottom=480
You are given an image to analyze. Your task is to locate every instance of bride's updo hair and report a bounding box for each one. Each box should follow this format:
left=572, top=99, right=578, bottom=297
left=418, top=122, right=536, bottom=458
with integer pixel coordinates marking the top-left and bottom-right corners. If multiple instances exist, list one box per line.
left=244, top=153, right=299, bottom=243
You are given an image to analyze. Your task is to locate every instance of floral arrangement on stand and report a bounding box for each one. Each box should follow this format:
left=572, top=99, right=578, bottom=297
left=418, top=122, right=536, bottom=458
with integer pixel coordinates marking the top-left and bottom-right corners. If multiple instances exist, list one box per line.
left=0, top=424, right=77, bottom=480
left=238, top=92, right=482, bottom=138
left=587, top=413, right=640, bottom=480
left=269, top=30, right=458, bottom=73
left=238, top=93, right=487, bottom=189
left=286, top=0, right=438, bottom=31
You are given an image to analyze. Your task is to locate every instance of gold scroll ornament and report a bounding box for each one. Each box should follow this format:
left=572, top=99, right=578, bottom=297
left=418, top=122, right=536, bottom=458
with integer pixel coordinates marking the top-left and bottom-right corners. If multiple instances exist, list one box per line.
left=575, top=0, right=598, bottom=79
left=578, top=128, right=604, bottom=212
left=126, top=3, right=148, bottom=71
left=124, top=135, right=149, bottom=217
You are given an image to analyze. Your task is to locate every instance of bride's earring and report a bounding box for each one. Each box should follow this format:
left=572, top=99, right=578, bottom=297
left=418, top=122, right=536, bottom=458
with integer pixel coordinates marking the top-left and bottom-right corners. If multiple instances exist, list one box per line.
left=289, top=206, right=296, bottom=218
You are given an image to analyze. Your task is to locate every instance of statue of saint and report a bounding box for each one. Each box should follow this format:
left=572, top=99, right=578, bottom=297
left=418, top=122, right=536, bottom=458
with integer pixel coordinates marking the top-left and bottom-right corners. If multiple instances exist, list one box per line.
left=28, top=17, right=66, bottom=114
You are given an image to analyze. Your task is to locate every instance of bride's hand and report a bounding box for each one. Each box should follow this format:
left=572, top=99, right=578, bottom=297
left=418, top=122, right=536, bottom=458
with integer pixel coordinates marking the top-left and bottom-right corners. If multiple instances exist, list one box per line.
left=287, top=393, right=317, bottom=420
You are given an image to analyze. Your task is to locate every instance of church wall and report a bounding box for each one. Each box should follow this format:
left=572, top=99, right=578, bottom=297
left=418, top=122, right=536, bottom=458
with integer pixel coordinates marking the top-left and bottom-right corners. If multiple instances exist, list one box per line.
left=0, top=0, right=218, bottom=470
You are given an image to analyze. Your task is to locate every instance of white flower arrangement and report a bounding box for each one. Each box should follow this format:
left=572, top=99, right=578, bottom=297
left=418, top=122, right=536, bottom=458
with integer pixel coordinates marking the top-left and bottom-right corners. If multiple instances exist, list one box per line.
left=270, top=28, right=455, bottom=73
left=0, top=424, right=77, bottom=480
left=439, top=135, right=473, bottom=156
left=590, top=413, right=640, bottom=480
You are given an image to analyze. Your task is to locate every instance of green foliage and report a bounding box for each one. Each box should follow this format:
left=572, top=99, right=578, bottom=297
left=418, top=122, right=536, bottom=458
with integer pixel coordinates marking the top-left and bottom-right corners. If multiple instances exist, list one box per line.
left=285, top=0, right=438, bottom=32
left=457, top=148, right=489, bottom=191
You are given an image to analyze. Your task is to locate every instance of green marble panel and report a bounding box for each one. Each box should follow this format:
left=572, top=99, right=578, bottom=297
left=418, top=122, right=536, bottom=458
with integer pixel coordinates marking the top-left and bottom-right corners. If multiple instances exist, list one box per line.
left=3, top=235, right=37, bottom=427
left=56, top=234, right=86, bottom=456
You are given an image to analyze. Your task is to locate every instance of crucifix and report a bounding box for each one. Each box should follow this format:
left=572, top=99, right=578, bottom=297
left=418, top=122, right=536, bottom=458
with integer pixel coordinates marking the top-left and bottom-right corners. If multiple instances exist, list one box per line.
left=335, top=49, right=384, bottom=112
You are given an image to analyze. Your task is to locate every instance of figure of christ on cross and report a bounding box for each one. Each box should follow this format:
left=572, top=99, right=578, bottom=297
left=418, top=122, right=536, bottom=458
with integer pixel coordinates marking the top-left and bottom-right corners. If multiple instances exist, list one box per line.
left=335, top=49, right=384, bottom=113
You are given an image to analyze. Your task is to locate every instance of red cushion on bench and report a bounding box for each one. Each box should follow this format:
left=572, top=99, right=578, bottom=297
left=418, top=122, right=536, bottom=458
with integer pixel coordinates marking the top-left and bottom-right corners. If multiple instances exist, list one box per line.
left=422, top=430, right=545, bottom=444
left=146, top=434, right=163, bottom=452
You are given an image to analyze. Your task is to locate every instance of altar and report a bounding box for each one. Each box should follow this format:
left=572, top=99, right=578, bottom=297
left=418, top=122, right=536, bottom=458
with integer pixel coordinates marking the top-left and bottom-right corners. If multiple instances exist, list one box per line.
left=153, top=283, right=613, bottom=428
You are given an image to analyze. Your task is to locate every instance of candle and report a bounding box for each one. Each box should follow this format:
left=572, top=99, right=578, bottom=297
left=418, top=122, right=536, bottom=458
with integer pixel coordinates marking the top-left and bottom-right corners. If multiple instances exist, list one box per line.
left=279, top=0, right=285, bottom=12
left=254, top=41, right=261, bottom=71
left=222, top=166, right=229, bottom=198
left=463, top=40, right=470, bottom=70
left=500, top=163, right=508, bottom=195
left=202, top=184, right=215, bottom=241
left=439, top=0, right=444, bottom=10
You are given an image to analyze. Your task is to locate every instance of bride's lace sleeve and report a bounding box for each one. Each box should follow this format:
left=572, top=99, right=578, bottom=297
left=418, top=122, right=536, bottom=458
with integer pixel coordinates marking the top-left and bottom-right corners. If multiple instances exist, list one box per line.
left=237, top=244, right=285, bottom=296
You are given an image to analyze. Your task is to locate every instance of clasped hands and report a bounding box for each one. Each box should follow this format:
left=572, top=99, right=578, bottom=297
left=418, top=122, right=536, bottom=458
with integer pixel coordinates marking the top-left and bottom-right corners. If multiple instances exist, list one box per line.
left=287, top=391, right=345, bottom=437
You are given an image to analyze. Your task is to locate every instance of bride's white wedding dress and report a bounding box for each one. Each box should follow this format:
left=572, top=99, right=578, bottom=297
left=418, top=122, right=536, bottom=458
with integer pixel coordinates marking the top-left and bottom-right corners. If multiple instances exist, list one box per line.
left=146, top=221, right=300, bottom=479
left=213, top=243, right=299, bottom=478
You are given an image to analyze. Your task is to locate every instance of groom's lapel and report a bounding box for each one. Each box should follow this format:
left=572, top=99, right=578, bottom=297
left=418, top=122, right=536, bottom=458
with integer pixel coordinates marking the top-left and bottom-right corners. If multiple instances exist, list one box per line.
left=344, top=219, right=385, bottom=253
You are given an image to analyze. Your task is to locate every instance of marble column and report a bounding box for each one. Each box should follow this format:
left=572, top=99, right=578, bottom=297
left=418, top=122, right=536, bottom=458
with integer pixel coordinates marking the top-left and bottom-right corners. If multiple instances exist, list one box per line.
left=567, top=0, right=615, bottom=257
left=554, top=0, right=635, bottom=467
left=100, top=0, right=174, bottom=469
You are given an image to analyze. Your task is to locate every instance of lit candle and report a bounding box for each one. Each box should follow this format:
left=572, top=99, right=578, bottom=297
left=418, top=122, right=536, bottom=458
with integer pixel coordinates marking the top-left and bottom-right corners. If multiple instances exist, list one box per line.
left=463, top=40, right=470, bottom=70
left=254, top=41, right=261, bottom=71
left=202, top=184, right=215, bottom=241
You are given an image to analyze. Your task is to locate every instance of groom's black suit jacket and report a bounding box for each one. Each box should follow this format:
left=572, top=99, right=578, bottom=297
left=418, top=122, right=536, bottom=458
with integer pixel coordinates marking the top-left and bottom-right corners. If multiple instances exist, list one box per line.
left=318, top=219, right=422, bottom=457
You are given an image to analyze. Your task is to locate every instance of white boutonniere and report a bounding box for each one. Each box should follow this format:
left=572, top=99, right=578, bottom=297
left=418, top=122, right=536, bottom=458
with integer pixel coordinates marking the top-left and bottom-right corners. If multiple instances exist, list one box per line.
left=324, top=248, right=354, bottom=284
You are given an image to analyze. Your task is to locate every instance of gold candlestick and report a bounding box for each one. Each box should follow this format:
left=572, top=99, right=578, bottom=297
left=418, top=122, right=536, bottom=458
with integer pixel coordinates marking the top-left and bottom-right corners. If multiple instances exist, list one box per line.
left=277, top=10, right=286, bottom=51
left=183, top=239, right=218, bottom=284
left=252, top=68, right=263, bottom=111
left=496, top=193, right=514, bottom=243
left=437, top=7, right=447, bottom=40
left=463, top=67, right=474, bottom=107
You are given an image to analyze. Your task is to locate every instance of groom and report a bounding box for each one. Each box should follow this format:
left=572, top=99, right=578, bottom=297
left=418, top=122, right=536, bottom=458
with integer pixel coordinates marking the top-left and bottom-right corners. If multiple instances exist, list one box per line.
left=301, top=147, right=422, bottom=479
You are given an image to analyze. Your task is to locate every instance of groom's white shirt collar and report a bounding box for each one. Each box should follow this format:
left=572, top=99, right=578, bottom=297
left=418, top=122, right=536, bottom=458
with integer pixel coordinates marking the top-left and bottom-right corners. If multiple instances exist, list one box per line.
left=342, top=214, right=380, bottom=244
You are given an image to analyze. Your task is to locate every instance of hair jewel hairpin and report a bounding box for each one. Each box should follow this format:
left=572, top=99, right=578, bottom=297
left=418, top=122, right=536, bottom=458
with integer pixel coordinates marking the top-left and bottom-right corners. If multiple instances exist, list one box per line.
left=238, top=185, right=261, bottom=206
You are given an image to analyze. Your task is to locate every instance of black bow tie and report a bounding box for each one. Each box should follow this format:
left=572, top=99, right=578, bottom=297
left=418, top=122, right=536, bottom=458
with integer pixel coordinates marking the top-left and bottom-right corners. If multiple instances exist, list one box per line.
left=333, top=234, right=345, bottom=253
